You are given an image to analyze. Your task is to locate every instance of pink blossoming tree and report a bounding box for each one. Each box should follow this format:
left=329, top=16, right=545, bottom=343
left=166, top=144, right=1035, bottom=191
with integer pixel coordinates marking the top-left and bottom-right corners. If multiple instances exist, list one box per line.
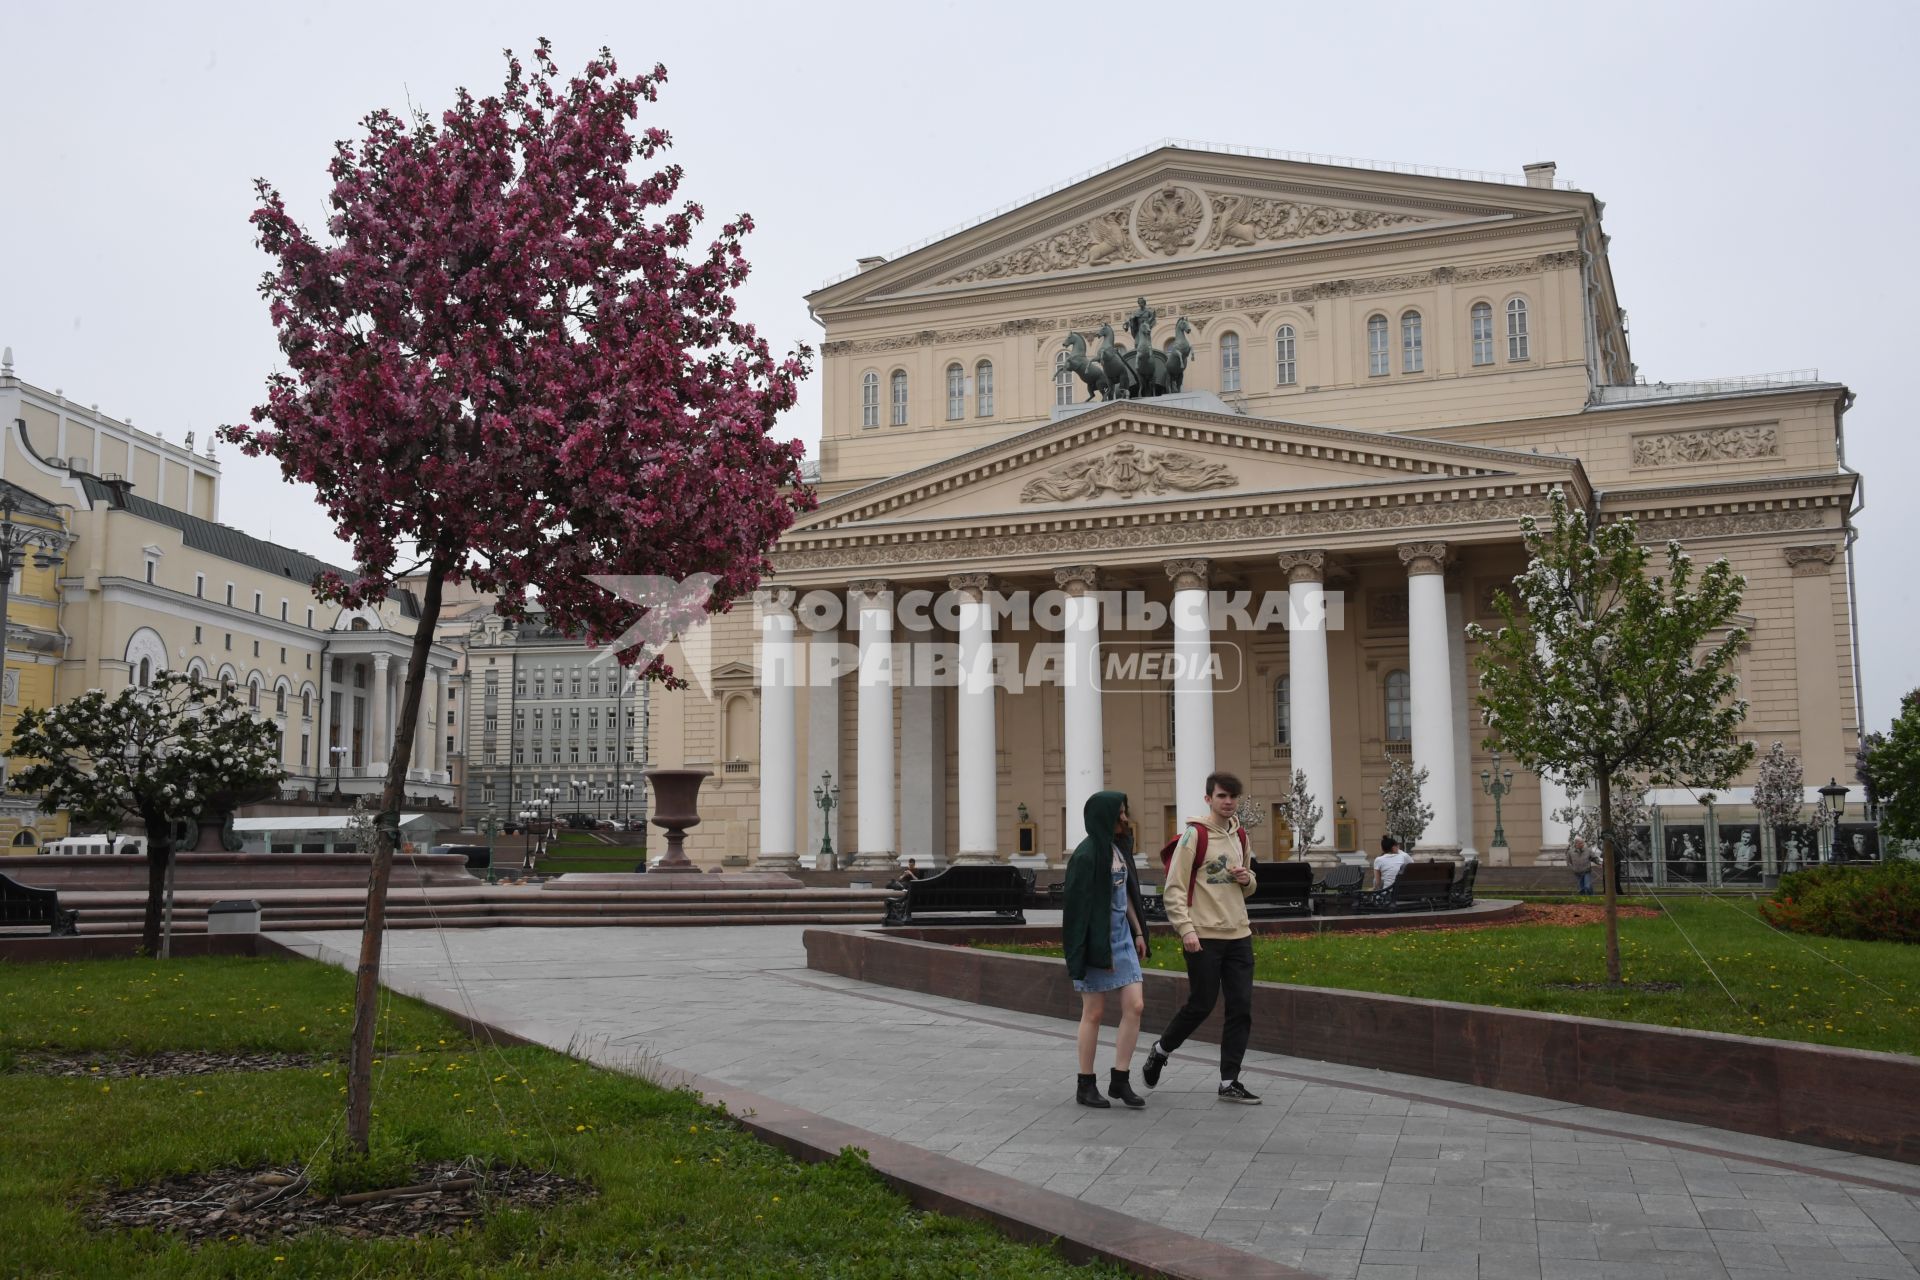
left=222, top=41, right=812, bottom=1151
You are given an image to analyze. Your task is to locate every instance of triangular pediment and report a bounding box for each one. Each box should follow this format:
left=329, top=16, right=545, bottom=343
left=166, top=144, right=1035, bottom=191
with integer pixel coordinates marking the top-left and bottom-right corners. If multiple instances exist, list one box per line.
left=815, top=146, right=1589, bottom=306
left=786, top=399, right=1581, bottom=537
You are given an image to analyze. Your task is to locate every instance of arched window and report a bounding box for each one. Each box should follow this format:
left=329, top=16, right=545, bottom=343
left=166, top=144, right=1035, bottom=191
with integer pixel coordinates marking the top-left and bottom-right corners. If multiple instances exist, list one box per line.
left=946, top=363, right=965, bottom=421
left=1219, top=332, right=1241, bottom=392
left=137, top=657, right=151, bottom=687
left=275, top=686, right=286, bottom=714
left=1275, top=325, right=1296, bottom=386
left=1470, top=302, right=1494, bottom=366
left=248, top=678, right=261, bottom=710
left=1506, top=297, right=1530, bottom=361
left=1366, top=314, right=1389, bottom=376
left=220, top=672, right=233, bottom=697
left=1054, top=351, right=1076, bottom=406
left=1401, top=311, right=1424, bottom=374
left=1385, top=669, right=1411, bottom=742
left=889, top=370, right=909, bottom=426
left=302, top=690, right=312, bottom=719
left=975, top=360, right=994, bottom=416
left=860, top=371, right=879, bottom=428
left=1273, top=675, right=1291, bottom=747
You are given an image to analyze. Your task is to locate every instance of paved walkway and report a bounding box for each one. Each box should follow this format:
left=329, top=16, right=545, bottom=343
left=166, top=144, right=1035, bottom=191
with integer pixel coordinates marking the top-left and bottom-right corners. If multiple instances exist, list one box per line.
left=279, top=924, right=1920, bottom=1279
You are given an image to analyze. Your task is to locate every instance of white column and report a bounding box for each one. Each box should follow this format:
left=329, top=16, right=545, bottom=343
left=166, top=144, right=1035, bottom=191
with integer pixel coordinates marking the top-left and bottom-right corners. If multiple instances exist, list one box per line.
left=1447, top=586, right=1480, bottom=861
left=1166, top=558, right=1214, bottom=814
left=411, top=665, right=429, bottom=775
left=756, top=587, right=799, bottom=871
left=1056, top=565, right=1105, bottom=851
left=432, top=667, right=447, bottom=775
left=340, top=663, right=359, bottom=773
left=951, top=573, right=998, bottom=864
left=1534, top=632, right=1574, bottom=864
left=369, top=655, right=390, bottom=780
left=1402, top=542, right=1461, bottom=855
left=851, top=579, right=897, bottom=871
left=899, top=684, right=947, bottom=869
left=1279, top=551, right=1333, bottom=858
left=805, top=628, right=843, bottom=869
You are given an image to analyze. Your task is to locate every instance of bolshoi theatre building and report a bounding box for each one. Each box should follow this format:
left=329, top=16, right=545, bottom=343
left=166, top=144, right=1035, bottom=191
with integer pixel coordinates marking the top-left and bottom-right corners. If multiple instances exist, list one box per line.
left=645, top=144, right=1862, bottom=879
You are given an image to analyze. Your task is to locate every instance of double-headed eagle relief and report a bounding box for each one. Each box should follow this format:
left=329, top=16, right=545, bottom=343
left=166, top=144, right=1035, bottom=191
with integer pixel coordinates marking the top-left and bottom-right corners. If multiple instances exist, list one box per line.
left=1060, top=296, right=1194, bottom=403
left=1019, top=441, right=1236, bottom=504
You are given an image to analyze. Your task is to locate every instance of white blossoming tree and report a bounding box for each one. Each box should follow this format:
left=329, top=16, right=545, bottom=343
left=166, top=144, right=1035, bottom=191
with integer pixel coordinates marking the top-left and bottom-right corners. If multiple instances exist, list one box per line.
left=9, top=672, right=285, bottom=955
left=1554, top=779, right=1651, bottom=867
left=1379, top=756, right=1434, bottom=851
left=1752, top=741, right=1805, bottom=861
left=1272, top=768, right=1323, bottom=860
left=1470, top=488, right=1753, bottom=983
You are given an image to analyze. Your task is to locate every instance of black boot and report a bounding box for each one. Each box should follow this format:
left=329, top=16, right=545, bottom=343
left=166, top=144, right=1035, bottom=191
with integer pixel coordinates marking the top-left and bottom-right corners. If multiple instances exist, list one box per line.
left=1108, top=1068, right=1146, bottom=1109
left=1076, top=1072, right=1111, bottom=1108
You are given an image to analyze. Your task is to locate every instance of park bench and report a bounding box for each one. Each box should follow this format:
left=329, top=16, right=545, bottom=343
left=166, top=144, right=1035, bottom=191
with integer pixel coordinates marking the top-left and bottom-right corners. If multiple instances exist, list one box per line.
left=1448, top=860, right=1478, bottom=908
left=0, top=872, right=80, bottom=936
left=883, top=864, right=1032, bottom=926
left=1245, top=862, right=1313, bottom=918
left=1358, top=860, right=1456, bottom=913
left=1312, top=864, right=1365, bottom=914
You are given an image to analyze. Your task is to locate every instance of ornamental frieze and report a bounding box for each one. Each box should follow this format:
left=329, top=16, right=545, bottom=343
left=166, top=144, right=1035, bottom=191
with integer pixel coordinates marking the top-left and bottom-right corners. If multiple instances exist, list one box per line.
left=1019, top=442, right=1236, bottom=502
left=1623, top=509, right=1826, bottom=542
left=1630, top=424, right=1778, bottom=468
left=934, top=207, right=1143, bottom=285
left=1203, top=192, right=1427, bottom=251
left=775, top=496, right=1543, bottom=572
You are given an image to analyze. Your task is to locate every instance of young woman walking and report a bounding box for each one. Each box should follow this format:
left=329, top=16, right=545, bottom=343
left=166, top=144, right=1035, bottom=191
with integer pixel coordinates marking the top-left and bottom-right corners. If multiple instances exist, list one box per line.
left=1062, top=789, right=1151, bottom=1109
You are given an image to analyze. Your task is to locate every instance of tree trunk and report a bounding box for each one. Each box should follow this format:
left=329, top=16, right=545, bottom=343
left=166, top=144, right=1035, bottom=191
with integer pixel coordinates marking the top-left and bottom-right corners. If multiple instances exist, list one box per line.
left=1598, top=768, right=1622, bottom=984
left=345, top=559, right=448, bottom=1153
left=141, top=837, right=172, bottom=958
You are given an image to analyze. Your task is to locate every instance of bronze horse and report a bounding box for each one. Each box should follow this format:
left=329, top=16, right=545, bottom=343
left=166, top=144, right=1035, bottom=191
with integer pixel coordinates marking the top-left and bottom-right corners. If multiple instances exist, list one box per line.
left=1061, top=332, right=1114, bottom=402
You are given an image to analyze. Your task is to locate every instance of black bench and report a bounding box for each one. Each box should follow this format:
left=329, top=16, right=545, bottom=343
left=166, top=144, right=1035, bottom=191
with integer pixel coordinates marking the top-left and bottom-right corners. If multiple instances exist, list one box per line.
left=1358, top=861, right=1456, bottom=913
left=0, top=872, right=79, bottom=936
left=1245, top=862, right=1313, bottom=918
left=1312, top=864, right=1365, bottom=914
left=1448, top=860, right=1478, bottom=908
left=883, top=864, right=1032, bottom=926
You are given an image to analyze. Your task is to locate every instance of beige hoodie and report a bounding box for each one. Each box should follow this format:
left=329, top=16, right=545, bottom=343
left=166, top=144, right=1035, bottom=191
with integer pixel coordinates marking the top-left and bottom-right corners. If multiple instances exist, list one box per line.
left=1162, top=811, right=1255, bottom=942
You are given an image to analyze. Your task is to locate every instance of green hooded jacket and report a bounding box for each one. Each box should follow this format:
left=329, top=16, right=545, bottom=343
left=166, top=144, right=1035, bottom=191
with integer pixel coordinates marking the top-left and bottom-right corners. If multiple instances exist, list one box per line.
left=1062, top=790, right=1151, bottom=980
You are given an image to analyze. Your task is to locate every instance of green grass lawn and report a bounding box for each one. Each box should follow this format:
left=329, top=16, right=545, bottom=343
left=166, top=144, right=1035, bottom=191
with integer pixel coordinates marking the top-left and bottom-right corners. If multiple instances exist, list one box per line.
left=998, top=897, right=1920, bottom=1056
left=0, top=957, right=1120, bottom=1278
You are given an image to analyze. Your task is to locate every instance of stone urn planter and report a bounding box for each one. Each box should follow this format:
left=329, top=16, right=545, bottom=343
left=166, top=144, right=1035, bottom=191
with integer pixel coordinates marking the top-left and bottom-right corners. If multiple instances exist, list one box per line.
left=644, top=769, right=710, bottom=873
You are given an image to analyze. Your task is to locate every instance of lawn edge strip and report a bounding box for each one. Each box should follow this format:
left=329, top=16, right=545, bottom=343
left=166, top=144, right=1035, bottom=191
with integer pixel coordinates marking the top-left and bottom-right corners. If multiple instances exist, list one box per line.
left=802, top=924, right=1920, bottom=1168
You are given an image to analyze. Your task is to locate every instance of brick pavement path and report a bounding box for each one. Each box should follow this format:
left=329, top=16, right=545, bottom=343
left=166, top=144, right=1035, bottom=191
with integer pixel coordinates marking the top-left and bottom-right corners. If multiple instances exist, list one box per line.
left=280, top=925, right=1920, bottom=1279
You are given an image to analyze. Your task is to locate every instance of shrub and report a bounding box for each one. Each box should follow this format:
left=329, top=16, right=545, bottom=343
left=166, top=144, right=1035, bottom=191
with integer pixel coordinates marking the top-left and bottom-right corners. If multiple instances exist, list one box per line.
left=1761, top=859, right=1920, bottom=943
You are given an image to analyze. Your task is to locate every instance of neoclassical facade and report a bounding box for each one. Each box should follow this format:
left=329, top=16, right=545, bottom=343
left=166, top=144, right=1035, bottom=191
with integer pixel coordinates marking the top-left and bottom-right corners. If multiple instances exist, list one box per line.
left=0, top=357, right=459, bottom=819
left=646, top=145, right=1861, bottom=870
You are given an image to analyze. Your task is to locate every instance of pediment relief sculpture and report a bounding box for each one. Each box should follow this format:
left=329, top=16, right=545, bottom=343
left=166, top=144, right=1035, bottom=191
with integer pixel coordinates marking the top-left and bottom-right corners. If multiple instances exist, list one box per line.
left=934, top=185, right=1436, bottom=286
left=1630, top=424, right=1777, bottom=468
left=1019, top=441, right=1236, bottom=503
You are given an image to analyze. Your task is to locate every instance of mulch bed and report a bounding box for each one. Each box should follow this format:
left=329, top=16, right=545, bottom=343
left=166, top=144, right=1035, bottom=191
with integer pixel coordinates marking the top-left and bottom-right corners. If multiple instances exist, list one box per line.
left=87, top=1161, right=592, bottom=1245
left=11, top=1049, right=324, bottom=1079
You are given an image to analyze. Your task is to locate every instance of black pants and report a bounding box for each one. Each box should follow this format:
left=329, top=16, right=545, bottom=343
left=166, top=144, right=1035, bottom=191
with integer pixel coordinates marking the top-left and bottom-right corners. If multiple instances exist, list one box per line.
left=1156, top=935, right=1255, bottom=1081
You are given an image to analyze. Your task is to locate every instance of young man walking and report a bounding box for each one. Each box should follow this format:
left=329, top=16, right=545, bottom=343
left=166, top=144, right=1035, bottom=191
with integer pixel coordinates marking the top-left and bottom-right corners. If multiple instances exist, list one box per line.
left=1142, top=772, right=1261, bottom=1104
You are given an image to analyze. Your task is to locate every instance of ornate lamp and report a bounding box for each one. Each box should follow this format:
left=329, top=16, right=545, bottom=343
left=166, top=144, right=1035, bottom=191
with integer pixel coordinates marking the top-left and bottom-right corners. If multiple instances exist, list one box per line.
left=1480, top=751, right=1514, bottom=849
left=1818, top=777, right=1848, bottom=861
left=812, top=771, right=840, bottom=870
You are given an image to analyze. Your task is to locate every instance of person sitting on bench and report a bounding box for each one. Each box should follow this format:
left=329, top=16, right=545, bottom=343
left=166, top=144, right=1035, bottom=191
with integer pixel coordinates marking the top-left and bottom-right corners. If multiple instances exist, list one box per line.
left=1373, top=835, right=1412, bottom=891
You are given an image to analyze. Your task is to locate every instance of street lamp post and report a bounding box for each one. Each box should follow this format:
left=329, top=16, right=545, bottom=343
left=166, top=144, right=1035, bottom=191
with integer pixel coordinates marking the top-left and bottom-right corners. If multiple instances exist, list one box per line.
left=1818, top=777, right=1848, bottom=862
left=330, top=744, right=348, bottom=800
left=478, top=810, right=500, bottom=884
left=812, top=771, right=839, bottom=871
left=569, top=777, right=585, bottom=826
left=1480, top=752, right=1514, bottom=854
left=618, top=781, right=635, bottom=826
left=592, top=787, right=605, bottom=827
left=519, top=805, right=538, bottom=868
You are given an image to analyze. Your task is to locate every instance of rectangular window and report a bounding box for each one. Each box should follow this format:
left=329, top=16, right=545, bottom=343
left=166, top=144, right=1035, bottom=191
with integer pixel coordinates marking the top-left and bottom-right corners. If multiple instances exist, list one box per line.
left=253, top=591, right=262, bottom=614
left=225, top=584, right=234, bottom=607
left=280, top=600, right=288, bottom=621
left=195, top=574, right=205, bottom=598
left=145, top=560, right=155, bottom=584
left=279, top=647, right=286, bottom=663
left=484, top=751, right=496, bottom=767
left=299, top=734, right=310, bottom=767
left=253, top=640, right=260, bottom=657
left=447, top=735, right=454, bottom=757
left=225, top=634, right=232, bottom=651
left=514, top=748, right=524, bottom=765
left=485, top=715, right=498, bottom=733
left=569, top=746, right=579, bottom=764
left=306, top=655, right=312, bottom=669
left=306, top=608, right=314, bottom=627
left=193, top=626, right=202, bottom=644
left=588, top=747, right=598, bottom=764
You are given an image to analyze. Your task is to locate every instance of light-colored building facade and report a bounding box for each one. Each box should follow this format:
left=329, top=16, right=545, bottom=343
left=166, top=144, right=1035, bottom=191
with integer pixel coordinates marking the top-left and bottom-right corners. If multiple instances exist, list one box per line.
left=0, top=476, right=76, bottom=850
left=648, top=145, right=1862, bottom=873
left=461, top=611, right=650, bottom=834
left=0, top=353, right=459, bottom=828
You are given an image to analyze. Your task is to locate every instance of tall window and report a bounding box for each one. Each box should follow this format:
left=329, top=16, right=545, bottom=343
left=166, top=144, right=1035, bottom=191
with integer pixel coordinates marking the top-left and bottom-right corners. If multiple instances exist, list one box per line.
left=137, top=657, right=152, bottom=687
left=1273, top=675, right=1291, bottom=747
left=975, top=360, right=994, bottom=416
left=1385, top=669, right=1411, bottom=742
left=1366, top=314, right=1389, bottom=376
left=1506, top=297, right=1530, bottom=361
left=1274, top=325, right=1296, bottom=386
left=1054, top=351, right=1076, bottom=405
left=248, top=679, right=261, bottom=710
left=301, top=691, right=311, bottom=718
left=860, top=372, right=879, bottom=428
left=889, top=370, right=909, bottom=426
left=946, top=363, right=965, bottom=420
left=1219, top=332, right=1241, bottom=392
left=1401, top=311, right=1424, bottom=373
left=275, top=687, right=286, bottom=714
left=1471, top=302, right=1495, bottom=366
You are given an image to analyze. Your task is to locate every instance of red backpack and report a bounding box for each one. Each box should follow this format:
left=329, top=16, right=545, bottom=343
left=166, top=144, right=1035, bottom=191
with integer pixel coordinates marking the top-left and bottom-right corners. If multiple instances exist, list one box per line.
left=1157, top=822, right=1251, bottom=900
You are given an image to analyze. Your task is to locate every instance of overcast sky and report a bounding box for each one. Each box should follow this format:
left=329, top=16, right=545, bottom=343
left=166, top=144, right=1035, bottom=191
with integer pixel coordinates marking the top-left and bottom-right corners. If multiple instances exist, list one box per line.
left=3, top=1, right=1914, bottom=731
